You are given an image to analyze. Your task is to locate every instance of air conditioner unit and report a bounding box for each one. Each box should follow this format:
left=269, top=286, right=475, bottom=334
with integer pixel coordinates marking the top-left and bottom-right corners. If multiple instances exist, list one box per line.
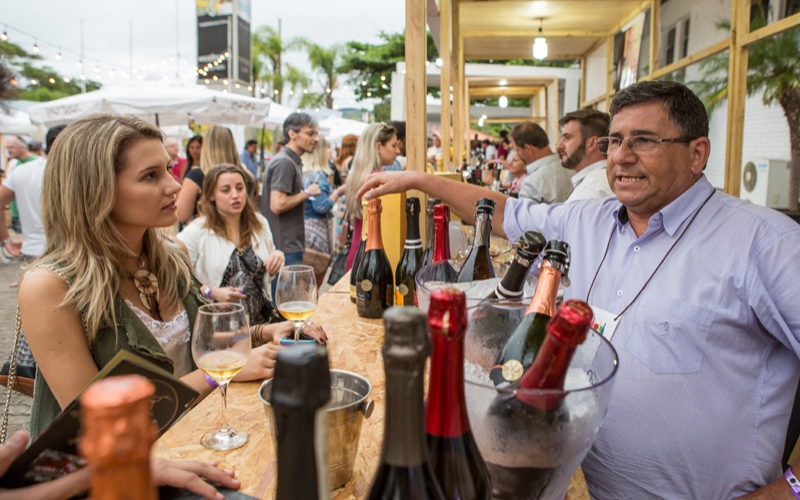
left=740, top=158, right=791, bottom=209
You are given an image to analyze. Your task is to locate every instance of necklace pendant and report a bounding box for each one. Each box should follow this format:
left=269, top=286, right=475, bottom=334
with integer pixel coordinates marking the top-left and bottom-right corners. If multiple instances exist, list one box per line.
left=139, top=292, right=151, bottom=310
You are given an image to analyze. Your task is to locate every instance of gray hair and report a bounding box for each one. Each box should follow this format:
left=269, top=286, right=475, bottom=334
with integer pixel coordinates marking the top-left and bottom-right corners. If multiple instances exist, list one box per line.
left=283, top=112, right=318, bottom=143
left=609, top=80, right=709, bottom=139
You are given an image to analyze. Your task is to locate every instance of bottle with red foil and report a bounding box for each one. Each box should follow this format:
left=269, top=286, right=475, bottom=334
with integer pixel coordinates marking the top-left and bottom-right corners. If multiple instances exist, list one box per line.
left=356, top=198, right=394, bottom=318
left=79, top=375, right=158, bottom=500
left=426, top=288, right=492, bottom=499
left=429, top=204, right=458, bottom=283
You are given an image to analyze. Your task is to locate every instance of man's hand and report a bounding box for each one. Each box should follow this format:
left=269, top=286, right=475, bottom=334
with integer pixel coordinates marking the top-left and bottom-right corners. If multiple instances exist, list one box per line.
left=151, top=459, right=240, bottom=500
left=306, top=183, right=322, bottom=196
left=263, top=251, right=285, bottom=276
left=356, top=171, right=422, bottom=200
left=0, top=430, right=91, bottom=500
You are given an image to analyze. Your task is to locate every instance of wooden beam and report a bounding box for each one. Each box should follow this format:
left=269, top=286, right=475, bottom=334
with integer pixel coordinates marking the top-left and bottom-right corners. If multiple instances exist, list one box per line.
left=723, top=0, right=750, bottom=197
left=462, top=29, right=609, bottom=38
left=580, top=56, right=587, bottom=106
left=585, top=37, right=607, bottom=57
left=607, top=0, right=651, bottom=36
left=468, top=85, right=544, bottom=98
left=581, top=93, right=608, bottom=108
left=740, top=11, right=800, bottom=47
left=406, top=0, right=427, bottom=175
left=644, top=39, right=730, bottom=81
left=606, top=35, right=615, bottom=109
left=649, top=0, right=659, bottom=75
left=470, top=117, right=548, bottom=124
left=439, top=0, right=452, bottom=170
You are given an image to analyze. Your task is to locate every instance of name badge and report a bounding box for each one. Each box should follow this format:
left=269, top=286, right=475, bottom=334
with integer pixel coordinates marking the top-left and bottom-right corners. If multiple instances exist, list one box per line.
left=589, top=305, right=620, bottom=341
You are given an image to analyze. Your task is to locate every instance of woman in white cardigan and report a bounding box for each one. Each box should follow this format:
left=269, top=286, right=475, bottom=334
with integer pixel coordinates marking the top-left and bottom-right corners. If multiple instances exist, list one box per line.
left=177, top=163, right=327, bottom=344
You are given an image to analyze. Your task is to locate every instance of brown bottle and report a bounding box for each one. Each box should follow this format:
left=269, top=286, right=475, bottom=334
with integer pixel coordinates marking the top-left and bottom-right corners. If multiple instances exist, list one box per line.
left=79, top=375, right=157, bottom=500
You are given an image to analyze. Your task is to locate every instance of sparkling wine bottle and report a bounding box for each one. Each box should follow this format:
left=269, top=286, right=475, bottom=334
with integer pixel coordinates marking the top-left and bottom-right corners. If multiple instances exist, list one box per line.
left=485, top=231, right=547, bottom=300
left=489, top=240, right=570, bottom=386
left=356, top=198, right=394, bottom=318
left=429, top=204, right=459, bottom=283
left=421, top=197, right=440, bottom=269
left=350, top=199, right=370, bottom=304
left=79, top=375, right=158, bottom=500
left=426, top=288, right=492, bottom=499
left=484, top=300, right=592, bottom=499
left=366, top=307, right=446, bottom=500
left=273, top=343, right=332, bottom=500
left=395, top=197, right=423, bottom=306
left=457, top=198, right=496, bottom=282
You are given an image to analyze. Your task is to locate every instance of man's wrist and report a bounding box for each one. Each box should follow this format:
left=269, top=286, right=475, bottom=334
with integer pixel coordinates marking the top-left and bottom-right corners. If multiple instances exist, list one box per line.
left=785, top=466, right=800, bottom=499
left=202, top=285, right=213, bottom=299
left=302, top=188, right=312, bottom=197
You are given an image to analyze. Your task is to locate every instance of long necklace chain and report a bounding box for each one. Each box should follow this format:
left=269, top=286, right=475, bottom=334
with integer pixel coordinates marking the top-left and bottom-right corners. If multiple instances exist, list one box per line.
left=585, top=191, right=715, bottom=322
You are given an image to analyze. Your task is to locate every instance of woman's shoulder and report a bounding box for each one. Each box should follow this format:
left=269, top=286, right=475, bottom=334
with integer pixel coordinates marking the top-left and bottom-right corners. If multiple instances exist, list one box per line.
left=19, top=267, right=73, bottom=308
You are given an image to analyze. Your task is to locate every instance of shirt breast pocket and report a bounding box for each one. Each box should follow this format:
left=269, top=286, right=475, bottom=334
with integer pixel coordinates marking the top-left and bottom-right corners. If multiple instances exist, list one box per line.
left=625, top=293, right=715, bottom=374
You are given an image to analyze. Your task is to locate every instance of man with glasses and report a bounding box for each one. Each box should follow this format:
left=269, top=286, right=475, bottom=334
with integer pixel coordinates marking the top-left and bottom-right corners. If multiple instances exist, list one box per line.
left=357, top=80, right=800, bottom=498
left=261, top=113, right=322, bottom=284
left=556, top=109, right=615, bottom=202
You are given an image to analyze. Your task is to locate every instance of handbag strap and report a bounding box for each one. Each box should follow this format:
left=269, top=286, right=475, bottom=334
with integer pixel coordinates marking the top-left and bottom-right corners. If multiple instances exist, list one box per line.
left=1, top=307, right=22, bottom=445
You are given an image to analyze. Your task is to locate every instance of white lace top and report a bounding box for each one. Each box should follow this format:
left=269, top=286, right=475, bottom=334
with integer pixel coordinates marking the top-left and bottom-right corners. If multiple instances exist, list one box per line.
left=125, top=300, right=193, bottom=378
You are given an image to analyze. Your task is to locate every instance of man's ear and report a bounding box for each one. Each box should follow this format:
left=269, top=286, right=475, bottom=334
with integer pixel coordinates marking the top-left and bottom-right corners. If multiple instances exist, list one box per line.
left=690, top=137, right=711, bottom=175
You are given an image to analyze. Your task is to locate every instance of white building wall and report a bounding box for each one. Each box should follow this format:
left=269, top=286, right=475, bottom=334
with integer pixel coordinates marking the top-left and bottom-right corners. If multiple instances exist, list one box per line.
left=585, top=42, right=607, bottom=102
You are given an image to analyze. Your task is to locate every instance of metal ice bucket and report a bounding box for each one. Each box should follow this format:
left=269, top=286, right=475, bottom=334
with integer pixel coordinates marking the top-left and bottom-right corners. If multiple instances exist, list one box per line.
left=259, top=369, right=374, bottom=489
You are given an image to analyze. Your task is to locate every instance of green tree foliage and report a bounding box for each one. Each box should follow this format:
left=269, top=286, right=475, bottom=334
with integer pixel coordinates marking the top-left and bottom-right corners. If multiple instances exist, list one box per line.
left=252, top=25, right=309, bottom=103
left=339, top=31, right=439, bottom=102
left=296, top=40, right=343, bottom=109
left=695, top=9, right=800, bottom=210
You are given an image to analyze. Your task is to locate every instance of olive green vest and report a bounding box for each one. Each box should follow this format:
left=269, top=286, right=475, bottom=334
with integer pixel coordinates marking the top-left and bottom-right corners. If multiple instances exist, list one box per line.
left=29, top=274, right=206, bottom=438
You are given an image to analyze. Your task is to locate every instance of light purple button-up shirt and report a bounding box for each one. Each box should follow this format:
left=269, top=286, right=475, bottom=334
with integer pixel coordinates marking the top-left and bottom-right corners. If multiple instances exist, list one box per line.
left=504, top=176, right=800, bottom=499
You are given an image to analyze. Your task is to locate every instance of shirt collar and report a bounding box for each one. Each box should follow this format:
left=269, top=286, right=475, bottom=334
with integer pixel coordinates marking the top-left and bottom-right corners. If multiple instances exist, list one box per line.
left=571, top=159, right=606, bottom=188
left=612, top=176, right=715, bottom=236
left=525, top=153, right=558, bottom=175
left=282, top=147, right=302, bottom=164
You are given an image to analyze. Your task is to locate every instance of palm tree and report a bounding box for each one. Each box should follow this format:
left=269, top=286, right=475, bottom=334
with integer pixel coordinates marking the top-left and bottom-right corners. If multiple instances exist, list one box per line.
left=297, top=40, right=342, bottom=109
left=695, top=11, right=800, bottom=211
left=251, top=25, right=309, bottom=104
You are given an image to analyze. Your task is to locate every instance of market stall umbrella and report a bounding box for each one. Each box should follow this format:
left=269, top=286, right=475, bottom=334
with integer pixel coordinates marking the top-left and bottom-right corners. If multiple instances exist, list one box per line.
left=27, top=83, right=271, bottom=128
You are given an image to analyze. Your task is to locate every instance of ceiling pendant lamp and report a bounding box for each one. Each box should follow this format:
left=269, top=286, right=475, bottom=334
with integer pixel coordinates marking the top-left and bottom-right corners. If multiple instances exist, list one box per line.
left=499, top=95, right=508, bottom=108
left=533, top=18, right=548, bottom=60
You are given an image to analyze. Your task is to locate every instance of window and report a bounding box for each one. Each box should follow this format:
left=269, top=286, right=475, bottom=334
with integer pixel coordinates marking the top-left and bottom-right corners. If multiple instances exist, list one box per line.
left=786, top=0, right=800, bottom=16
left=665, top=27, right=676, bottom=64
left=750, top=0, right=770, bottom=22
left=681, top=19, right=691, bottom=58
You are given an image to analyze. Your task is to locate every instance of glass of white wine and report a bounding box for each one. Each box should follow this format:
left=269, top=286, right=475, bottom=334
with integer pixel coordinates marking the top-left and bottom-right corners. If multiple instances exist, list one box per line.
left=192, top=303, right=251, bottom=450
left=275, top=265, right=318, bottom=343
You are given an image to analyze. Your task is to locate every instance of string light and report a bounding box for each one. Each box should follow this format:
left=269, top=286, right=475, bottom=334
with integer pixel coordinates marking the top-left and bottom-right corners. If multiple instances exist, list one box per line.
left=55, top=50, right=62, bottom=60
left=32, top=40, right=39, bottom=53
left=1, top=26, right=7, bottom=41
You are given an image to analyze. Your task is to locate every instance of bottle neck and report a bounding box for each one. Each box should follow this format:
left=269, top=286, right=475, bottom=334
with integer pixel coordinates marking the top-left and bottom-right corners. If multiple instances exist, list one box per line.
left=382, top=360, right=428, bottom=466
left=425, top=211, right=435, bottom=250
left=526, top=260, right=561, bottom=317
left=473, top=212, right=492, bottom=247
left=432, top=219, right=451, bottom=262
left=495, top=251, right=535, bottom=300
left=515, top=329, right=576, bottom=410
left=426, top=332, right=470, bottom=438
left=405, top=210, right=422, bottom=249
left=275, top=408, right=330, bottom=500
left=360, top=216, right=368, bottom=242
left=366, top=210, right=384, bottom=251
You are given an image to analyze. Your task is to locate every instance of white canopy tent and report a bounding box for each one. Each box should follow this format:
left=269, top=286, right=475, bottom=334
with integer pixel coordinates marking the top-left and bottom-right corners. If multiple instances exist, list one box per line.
left=319, top=116, right=369, bottom=143
left=27, top=83, right=271, bottom=128
left=0, top=109, right=45, bottom=138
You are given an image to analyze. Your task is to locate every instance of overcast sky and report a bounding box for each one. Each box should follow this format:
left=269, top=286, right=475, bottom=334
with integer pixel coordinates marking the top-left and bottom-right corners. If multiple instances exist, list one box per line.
left=1, top=0, right=407, bottom=109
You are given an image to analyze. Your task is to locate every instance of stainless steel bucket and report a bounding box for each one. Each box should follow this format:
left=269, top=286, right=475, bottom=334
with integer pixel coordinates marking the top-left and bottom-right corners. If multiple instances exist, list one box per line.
left=259, top=369, right=374, bottom=489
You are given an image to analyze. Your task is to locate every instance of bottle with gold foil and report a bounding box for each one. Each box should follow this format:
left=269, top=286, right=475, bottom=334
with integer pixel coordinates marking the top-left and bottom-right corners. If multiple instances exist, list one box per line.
left=356, top=198, right=394, bottom=318
left=395, top=197, right=423, bottom=306
left=79, top=375, right=157, bottom=500
left=350, top=198, right=370, bottom=304
left=489, top=240, right=570, bottom=386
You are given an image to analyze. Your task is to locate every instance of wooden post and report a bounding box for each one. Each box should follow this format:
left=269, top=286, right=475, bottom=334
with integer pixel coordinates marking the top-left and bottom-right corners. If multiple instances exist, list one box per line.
left=580, top=57, right=587, bottom=108
left=439, top=0, right=452, bottom=171
left=606, top=35, right=615, bottom=110
left=406, top=0, right=427, bottom=175
left=649, top=0, right=660, bottom=76
left=723, top=0, right=749, bottom=197
left=452, top=0, right=464, bottom=172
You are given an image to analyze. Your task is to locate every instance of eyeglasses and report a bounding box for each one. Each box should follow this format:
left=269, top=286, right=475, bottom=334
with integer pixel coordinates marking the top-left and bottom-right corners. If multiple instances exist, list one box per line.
left=597, top=135, right=695, bottom=155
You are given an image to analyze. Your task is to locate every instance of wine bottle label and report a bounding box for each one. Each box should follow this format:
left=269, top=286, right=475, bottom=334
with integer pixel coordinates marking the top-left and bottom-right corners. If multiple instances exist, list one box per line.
left=404, top=238, right=422, bottom=249
left=398, top=284, right=409, bottom=296
left=361, top=279, right=373, bottom=292
left=395, top=289, right=404, bottom=306
left=501, top=359, right=524, bottom=381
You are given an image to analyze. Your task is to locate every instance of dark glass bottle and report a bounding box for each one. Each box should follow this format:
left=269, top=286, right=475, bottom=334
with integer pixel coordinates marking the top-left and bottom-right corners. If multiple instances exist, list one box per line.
left=356, top=198, right=394, bottom=318
left=395, top=197, right=423, bottom=307
left=426, top=288, right=492, bottom=500
left=457, top=198, right=496, bottom=283
left=429, top=204, right=458, bottom=283
left=366, top=307, right=446, bottom=500
left=273, top=343, right=332, bottom=500
left=350, top=199, right=370, bottom=304
left=485, top=300, right=592, bottom=499
left=489, top=240, right=570, bottom=387
left=485, top=231, right=547, bottom=300
left=421, top=197, right=440, bottom=269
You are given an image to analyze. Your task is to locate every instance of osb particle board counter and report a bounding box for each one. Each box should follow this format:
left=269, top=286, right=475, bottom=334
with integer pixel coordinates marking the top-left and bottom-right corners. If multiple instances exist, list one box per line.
left=154, top=273, right=589, bottom=500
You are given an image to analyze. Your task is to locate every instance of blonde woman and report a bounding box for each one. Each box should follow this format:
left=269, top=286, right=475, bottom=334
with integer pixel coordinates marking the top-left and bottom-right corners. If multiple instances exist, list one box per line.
left=21, top=115, right=284, bottom=450
left=344, top=123, right=398, bottom=270
left=176, top=125, right=254, bottom=223
left=302, top=136, right=345, bottom=254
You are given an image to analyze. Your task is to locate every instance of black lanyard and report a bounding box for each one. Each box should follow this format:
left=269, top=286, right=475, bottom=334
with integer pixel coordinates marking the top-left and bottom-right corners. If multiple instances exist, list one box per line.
left=585, top=191, right=715, bottom=322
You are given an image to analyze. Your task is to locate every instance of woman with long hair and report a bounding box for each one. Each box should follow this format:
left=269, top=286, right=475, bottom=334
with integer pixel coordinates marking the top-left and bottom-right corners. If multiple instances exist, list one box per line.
left=183, top=135, right=203, bottom=175
left=334, top=133, right=358, bottom=186
left=176, top=126, right=253, bottom=223
left=21, top=115, right=287, bottom=444
left=302, top=136, right=345, bottom=255
left=344, top=123, right=398, bottom=271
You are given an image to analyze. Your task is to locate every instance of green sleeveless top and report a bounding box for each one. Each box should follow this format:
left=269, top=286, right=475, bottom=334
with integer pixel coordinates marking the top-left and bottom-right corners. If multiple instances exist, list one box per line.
left=29, top=267, right=207, bottom=438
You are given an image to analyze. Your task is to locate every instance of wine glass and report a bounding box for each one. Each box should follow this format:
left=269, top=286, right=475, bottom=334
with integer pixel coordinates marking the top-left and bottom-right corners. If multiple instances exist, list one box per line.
left=192, top=303, right=251, bottom=450
left=275, top=265, right=318, bottom=342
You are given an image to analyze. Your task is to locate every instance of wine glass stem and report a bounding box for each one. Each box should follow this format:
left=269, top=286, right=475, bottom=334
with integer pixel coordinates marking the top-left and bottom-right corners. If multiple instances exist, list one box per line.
left=294, top=323, right=300, bottom=342
left=219, top=382, right=231, bottom=435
